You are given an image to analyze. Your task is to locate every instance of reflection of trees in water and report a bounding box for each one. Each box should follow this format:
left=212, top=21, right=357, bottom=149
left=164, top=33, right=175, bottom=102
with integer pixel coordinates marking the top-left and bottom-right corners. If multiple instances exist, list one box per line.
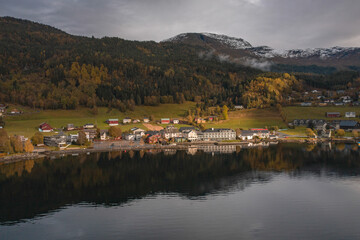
left=1, top=143, right=360, bottom=224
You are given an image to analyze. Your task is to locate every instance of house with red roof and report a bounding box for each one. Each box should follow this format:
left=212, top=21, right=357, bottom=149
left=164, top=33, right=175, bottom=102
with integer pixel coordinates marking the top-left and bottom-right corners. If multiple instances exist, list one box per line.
left=39, top=122, right=54, bottom=132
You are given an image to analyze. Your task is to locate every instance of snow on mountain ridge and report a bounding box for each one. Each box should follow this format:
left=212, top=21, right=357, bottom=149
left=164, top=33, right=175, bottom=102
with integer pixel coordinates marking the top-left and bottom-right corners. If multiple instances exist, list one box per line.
left=162, top=33, right=189, bottom=42
left=163, top=33, right=358, bottom=59
left=162, top=32, right=252, bottom=49
left=200, top=32, right=252, bottom=49
left=252, top=46, right=358, bottom=59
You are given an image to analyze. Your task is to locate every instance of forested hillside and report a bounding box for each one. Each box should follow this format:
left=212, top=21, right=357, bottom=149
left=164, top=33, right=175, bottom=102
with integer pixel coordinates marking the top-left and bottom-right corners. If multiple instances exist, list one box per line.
left=0, top=17, right=263, bottom=110
left=0, top=17, right=358, bottom=111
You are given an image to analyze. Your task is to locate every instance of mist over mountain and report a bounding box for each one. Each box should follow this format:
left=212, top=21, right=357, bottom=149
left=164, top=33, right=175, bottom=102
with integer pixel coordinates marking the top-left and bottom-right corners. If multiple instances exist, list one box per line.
left=163, top=32, right=360, bottom=72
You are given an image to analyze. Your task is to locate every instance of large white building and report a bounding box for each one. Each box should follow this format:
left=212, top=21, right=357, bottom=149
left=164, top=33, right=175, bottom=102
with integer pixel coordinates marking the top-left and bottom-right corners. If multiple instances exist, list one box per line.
left=201, top=128, right=236, bottom=141
left=161, top=125, right=182, bottom=139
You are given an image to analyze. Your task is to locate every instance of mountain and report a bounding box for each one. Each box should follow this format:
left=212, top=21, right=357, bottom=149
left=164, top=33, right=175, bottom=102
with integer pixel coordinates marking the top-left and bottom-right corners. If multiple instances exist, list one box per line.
left=163, top=33, right=360, bottom=72
left=0, top=17, right=358, bottom=111
left=162, top=32, right=252, bottom=49
left=0, top=17, right=261, bottom=110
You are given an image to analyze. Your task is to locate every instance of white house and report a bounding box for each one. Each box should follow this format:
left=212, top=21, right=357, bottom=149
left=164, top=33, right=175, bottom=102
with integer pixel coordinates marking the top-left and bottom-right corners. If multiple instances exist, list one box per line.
left=123, top=118, right=132, bottom=124
left=345, top=112, right=356, bottom=118
left=172, top=119, right=179, bottom=124
left=100, top=130, right=109, bottom=141
left=183, top=129, right=198, bottom=141
left=162, top=125, right=182, bottom=139
left=143, top=117, right=150, bottom=123
left=83, top=123, right=95, bottom=129
left=124, top=133, right=135, bottom=141
left=239, top=130, right=254, bottom=140
left=239, top=129, right=270, bottom=140
left=68, top=134, right=79, bottom=143
left=132, top=127, right=146, bottom=140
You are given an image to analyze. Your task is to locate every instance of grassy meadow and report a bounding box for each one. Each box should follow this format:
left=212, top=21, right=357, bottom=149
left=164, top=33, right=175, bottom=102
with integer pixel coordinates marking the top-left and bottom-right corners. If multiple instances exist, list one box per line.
left=204, top=108, right=286, bottom=130
left=4, top=102, right=359, bottom=138
left=283, top=106, right=360, bottom=121
left=3, top=102, right=196, bottom=137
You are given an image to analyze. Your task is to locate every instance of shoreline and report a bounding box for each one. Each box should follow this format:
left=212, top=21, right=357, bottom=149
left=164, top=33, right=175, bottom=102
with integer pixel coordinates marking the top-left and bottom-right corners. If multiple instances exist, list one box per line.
left=0, top=138, right=357, bottom=163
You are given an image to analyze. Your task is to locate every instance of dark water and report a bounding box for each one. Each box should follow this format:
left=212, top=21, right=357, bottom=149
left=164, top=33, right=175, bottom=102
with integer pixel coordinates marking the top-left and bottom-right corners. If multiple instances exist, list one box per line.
left=1, top=143, right=360, bottom=240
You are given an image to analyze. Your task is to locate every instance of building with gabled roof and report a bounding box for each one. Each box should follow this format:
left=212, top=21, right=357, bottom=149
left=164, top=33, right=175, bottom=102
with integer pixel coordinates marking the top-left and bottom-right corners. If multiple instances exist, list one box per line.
left=39, top=122, right=54, bottom=132
left=107, top=119, right=119, bottom=126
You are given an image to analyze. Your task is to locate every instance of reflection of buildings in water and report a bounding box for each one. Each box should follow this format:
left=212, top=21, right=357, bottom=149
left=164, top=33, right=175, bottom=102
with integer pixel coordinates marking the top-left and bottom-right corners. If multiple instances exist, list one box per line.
left=187, top=147, right=198, bottom=155
left=163, top=149, right=177, bottom=155
left=145, top=149, right=162, bottom=154
left=197, top=145, right=237, bottom=154
left=320, top=142, right=332, bottom=151
left=196, top=142, right=273, bottom=154
left=243, top=142, right=270, bottom=148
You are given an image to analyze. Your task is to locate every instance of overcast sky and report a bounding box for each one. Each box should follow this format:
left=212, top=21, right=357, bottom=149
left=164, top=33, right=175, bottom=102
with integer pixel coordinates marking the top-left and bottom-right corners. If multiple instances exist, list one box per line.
left=1, top=0, right=360, bottom=49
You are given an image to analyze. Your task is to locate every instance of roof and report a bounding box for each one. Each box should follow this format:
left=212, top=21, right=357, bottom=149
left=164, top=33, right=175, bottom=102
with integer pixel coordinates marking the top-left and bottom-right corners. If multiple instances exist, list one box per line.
left=83, top=129, right=97, bottom=133
left=339, top=120, right=358, bottom=127
left=183, top=129, right=196, bottom=133
left=146, top=130, right=159, bottom=134
left=39, top=122, right=53, bottom=129
left=133, top=128, right=145, bottom=132
left=326, top=112, right=340, bottom=114
left=161, top=118, right=170, bottom=120
left=204, top=128, right=234, bottom=133
left=240, top=130, right=256, bottom=136
left=179, top=127, right=196, bottom=132
left=107, top=119, right=118, bottom=121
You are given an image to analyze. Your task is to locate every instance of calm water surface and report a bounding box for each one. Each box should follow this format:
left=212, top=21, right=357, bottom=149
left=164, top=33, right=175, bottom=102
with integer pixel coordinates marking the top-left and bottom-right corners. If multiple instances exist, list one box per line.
left=1, top=143, right=360, bottom=240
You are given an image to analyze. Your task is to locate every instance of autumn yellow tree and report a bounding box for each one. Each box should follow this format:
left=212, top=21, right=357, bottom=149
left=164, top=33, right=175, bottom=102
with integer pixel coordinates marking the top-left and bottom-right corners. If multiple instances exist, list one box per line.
left=24, top=140, right=34, bottom=152
left=222, top=105, right=229, bottom=120
left=336, top=129, right=345, bottom=138
left=10, top=136, right=23, bottom=153
left=31, top=132, right=44, bottom=145
left=306, top=128, right=315, bottom=138
left=109, top=126, right=122, bottom=138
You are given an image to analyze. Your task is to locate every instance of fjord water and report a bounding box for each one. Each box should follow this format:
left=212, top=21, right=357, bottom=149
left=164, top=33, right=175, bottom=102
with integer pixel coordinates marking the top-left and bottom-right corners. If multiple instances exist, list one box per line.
left=1, top=144, right=360, bottom=240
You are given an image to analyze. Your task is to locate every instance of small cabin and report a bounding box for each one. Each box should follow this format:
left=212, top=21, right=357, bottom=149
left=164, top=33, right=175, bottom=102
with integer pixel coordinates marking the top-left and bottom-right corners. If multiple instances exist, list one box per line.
left=161, top=118, right=170, bottom=124
left=300, top=102, right=312, bottom=107
left=107, top=119, right=119, bottom=126
left=39, top=122, right=54, bottom=132
left=123, top=118, right=131, bottom=124
left=83, top=123, right=95, bottom=129
left=326, top=112, right=341, bottom=118
left=345, top=112, right=356, bottom=118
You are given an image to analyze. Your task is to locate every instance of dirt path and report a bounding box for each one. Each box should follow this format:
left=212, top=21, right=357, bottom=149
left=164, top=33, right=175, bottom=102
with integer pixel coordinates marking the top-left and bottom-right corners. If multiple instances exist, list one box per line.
left=143, top=123, right=164, bottom=131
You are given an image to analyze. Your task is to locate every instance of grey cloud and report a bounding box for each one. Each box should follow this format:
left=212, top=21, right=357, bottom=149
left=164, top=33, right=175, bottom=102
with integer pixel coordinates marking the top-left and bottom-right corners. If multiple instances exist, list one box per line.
left=199, top=50, right=272, bottom=71
left=0, top=0, right=359, bottom=49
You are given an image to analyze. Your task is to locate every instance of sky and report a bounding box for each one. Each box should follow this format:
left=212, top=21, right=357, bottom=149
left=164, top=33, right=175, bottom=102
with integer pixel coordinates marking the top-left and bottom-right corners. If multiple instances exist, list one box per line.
left=1, top=0, right=360, bottom=49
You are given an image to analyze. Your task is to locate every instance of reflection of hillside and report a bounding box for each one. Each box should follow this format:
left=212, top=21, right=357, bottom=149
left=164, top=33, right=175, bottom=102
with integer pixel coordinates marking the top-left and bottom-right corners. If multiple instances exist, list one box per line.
left=0, top=159, right=38, bottom=178
left=1, top=143, right=360, bottom=224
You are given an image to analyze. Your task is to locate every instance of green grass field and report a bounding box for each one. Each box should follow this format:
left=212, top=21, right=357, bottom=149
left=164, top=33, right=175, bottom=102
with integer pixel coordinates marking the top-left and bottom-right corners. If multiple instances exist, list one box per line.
left=280, top=127, right=307, bottom=136
left=204, top=108, right=287, bottom=130
left=3, top=102, right=196, bottom=137
left=5, top=103, right=358, bottom=138
left=283, top=106, right=360, bottom=121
